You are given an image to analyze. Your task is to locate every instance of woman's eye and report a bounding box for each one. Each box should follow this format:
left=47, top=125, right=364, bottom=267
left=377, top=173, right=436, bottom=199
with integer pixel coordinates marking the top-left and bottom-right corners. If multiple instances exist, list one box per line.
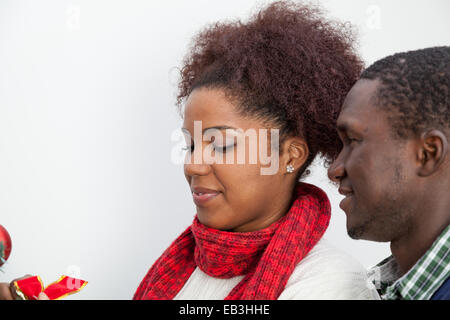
left=214, top=144, right=235, bottom=153
left=181, top=144, right=194, bottom=152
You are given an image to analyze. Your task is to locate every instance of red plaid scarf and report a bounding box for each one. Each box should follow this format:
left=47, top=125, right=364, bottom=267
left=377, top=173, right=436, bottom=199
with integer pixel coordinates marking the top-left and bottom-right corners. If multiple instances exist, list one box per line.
left=133, top=182, right=330, bottom=300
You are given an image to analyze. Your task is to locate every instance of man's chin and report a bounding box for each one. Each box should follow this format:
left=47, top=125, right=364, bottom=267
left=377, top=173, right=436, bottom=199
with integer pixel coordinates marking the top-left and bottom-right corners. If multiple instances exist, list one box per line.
left=347, top=218, right=373, bottom=240
left=347, top=224, right=390, bottom=242
left=347, top=225, right=366, bottom=239
left=346, top=212, right=377, bottom=240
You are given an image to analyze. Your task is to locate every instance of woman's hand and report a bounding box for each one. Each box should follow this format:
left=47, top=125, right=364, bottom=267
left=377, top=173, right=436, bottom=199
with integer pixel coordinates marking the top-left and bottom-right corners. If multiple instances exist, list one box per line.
left=0, top=281, right=14, bottom=299
left=0, top=275, right=49, bottom=300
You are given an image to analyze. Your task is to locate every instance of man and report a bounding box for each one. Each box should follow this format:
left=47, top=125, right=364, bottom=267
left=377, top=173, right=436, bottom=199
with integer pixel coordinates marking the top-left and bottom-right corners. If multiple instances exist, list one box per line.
left=328, top=46, right=449, bottom=300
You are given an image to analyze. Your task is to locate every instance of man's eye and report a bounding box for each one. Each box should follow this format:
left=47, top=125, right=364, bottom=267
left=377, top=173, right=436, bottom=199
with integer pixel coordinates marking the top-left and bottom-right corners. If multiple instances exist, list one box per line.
left=347, top=137, right=358, bottom=144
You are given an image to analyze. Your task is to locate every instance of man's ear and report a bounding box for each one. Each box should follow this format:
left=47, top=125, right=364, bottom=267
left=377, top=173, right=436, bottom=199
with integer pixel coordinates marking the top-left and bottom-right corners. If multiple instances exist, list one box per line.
left=281, top=137, right=309, bottom=175
left=417, top=130, right=448, bottom=177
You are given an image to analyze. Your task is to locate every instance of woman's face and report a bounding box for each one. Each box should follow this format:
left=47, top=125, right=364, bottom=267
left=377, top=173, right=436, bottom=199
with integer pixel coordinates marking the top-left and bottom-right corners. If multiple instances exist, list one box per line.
left=182, top=87, right=302, bottom=232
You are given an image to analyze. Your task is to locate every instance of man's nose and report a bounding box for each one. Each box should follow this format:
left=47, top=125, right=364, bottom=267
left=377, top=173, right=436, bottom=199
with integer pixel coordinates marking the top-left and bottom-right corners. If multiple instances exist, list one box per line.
left=327, top=154, right=345, bottom=183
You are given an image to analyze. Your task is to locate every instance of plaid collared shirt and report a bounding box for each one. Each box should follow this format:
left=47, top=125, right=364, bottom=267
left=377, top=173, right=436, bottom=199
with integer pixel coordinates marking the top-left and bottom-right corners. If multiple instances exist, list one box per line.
left=368, top=224, right=450, bottom=300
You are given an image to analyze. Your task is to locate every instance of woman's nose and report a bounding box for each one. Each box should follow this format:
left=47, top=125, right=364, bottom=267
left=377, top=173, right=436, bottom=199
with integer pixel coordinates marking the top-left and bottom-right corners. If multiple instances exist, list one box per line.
left=184, top=162, right=212, bottom=177
left=184, top=145, right=213, bottom=177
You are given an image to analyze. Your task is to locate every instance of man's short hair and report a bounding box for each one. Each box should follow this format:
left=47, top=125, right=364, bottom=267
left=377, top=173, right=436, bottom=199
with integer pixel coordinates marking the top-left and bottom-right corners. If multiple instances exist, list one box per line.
left=361, top=46, right=449, bottom=139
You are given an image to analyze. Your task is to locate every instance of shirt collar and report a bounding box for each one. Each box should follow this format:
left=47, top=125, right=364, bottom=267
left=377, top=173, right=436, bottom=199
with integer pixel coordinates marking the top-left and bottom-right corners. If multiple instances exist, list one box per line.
left=368, top=224, right=450, bottom=300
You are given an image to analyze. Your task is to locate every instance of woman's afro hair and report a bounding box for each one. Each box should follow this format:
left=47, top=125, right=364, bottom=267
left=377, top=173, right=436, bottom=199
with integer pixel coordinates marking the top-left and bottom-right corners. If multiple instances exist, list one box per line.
left=177, top=0, right=363, bottom=170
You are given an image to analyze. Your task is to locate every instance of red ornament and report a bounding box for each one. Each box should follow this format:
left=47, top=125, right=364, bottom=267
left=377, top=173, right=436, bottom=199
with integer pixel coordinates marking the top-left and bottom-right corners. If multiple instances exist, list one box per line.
left=0, top=224, right=12, bottom=266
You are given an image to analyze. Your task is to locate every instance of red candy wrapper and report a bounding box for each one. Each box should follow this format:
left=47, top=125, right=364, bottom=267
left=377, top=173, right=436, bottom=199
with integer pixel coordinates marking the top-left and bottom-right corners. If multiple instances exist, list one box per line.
left=14, top=275, right=87, bottom=300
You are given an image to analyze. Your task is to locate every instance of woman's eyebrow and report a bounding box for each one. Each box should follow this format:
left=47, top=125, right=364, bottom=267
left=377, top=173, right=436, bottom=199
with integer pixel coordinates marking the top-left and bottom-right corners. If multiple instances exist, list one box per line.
left=181, top=125, right=238, bottom=134
left=203, top=126, right=237, bottom=133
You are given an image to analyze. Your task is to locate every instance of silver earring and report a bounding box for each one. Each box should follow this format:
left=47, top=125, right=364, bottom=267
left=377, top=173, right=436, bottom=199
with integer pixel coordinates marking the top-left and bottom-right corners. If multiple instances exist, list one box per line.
left=286, top=164, right=294, bottom=173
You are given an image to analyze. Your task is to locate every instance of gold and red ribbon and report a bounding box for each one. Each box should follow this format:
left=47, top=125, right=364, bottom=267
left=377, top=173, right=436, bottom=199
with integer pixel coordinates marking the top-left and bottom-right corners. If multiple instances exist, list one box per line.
left=13, top=275, right=87, bottom=300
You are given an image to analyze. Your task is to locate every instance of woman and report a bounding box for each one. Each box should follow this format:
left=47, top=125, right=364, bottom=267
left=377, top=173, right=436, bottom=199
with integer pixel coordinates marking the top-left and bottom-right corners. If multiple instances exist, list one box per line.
left=134, top=1, right=379, bottom=300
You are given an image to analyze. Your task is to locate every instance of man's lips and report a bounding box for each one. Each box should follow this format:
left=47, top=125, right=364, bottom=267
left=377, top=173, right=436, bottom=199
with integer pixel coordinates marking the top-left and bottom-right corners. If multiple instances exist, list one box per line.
left=338, top=186, right=353, bottom=197
left=338, top=186, right=354, bottom=212
left=191, top=186, right=221, bottom=206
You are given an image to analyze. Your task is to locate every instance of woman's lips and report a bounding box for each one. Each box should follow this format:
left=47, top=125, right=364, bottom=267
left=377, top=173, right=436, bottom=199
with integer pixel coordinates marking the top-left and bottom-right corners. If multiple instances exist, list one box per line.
left=190, top=186, right=221, bottom=206
left=192, top=191, right=220, bottom=206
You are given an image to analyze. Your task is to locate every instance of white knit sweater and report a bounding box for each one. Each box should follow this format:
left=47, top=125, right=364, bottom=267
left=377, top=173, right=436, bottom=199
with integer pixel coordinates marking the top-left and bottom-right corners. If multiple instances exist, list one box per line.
left=173, top=238, right=380, bottom=300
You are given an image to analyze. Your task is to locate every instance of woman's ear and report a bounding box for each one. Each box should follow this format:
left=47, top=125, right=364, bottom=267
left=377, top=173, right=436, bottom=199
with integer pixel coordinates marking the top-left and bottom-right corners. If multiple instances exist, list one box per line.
left=281, top=137, right=309, bottom=174
left=417, top=130, right=448, bottom=177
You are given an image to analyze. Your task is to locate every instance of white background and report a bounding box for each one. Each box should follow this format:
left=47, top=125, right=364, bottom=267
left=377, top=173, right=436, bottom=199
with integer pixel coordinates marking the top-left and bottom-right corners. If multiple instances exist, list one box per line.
left=0, top=0, right=449, bottom=299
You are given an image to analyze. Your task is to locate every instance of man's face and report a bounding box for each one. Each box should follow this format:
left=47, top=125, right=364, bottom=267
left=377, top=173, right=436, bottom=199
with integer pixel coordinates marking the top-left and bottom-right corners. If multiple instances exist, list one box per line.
left=328, top=79, right=418, bottom=242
